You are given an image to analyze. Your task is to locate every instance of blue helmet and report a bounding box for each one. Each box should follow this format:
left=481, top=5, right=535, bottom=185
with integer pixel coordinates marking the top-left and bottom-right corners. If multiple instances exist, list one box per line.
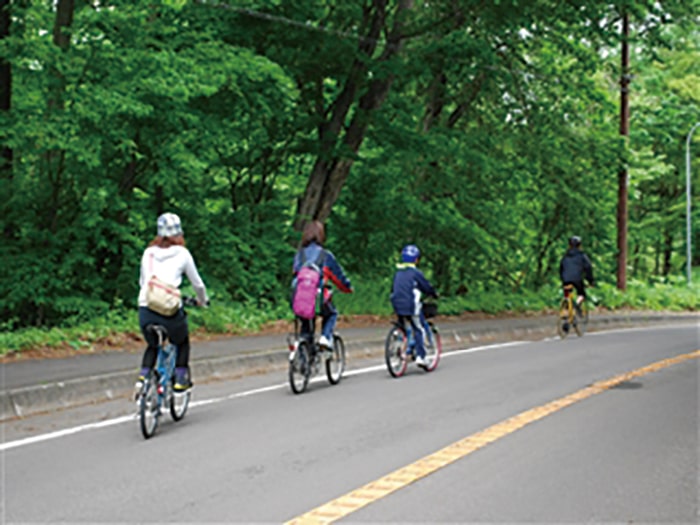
left=401, top=244, right=420, bottom=263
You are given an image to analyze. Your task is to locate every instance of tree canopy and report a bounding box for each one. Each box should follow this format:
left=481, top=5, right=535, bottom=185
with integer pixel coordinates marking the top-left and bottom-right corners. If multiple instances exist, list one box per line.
left=1, top=0, right=698, bottom=329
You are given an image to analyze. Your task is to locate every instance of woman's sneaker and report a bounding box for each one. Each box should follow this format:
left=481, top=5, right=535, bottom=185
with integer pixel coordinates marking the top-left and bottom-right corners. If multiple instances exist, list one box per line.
left=134, top=368, right=151, bottom=400
left=174, top=368, right=192, bottom=392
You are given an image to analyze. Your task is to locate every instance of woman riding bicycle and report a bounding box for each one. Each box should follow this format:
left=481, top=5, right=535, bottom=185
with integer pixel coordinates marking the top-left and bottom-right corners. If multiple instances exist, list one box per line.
left=390, top=245, right=437, bottom=367
left=135, top=213, right=208, bottom=395
left=291, top=221, right=353, bottom=348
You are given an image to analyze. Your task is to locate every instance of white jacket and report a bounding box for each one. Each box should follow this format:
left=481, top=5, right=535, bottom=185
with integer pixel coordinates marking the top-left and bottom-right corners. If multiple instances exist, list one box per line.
left=138, top=245, right=208, bottom=308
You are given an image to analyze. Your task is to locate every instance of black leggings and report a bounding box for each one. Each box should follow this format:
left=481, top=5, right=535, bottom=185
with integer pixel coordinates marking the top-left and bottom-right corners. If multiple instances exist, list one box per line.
left=563, top=280, right=586, bottom=298
left=138, top=307, right=190, bottom=369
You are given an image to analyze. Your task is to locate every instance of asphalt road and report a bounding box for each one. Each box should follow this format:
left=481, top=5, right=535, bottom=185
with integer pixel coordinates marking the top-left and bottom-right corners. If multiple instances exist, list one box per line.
left=1, top=323, right=698, bottom=524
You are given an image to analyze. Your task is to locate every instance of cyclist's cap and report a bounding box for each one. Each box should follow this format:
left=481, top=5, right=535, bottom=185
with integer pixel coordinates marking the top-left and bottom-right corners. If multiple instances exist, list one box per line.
left=157, top=213, right=183, bottom=237
left=401, top=244, right=420, bottom=263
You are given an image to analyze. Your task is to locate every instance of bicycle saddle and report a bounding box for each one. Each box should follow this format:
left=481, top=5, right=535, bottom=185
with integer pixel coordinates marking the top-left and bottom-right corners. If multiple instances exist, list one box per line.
left=146, top=324, right=169, bottom=345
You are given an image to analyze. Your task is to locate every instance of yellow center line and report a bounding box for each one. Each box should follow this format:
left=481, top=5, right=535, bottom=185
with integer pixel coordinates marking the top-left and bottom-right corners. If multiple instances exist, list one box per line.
left=285, top=349, right=700, bottom=525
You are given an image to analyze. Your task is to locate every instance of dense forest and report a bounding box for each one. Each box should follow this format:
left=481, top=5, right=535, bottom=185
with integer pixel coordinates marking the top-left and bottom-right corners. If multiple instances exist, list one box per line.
left=1, top=0, right=698, bottom=331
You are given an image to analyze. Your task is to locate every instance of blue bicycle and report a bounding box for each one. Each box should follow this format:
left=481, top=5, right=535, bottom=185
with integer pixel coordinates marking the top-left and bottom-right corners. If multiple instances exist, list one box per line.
left=137, top=298, right=197, bottom=439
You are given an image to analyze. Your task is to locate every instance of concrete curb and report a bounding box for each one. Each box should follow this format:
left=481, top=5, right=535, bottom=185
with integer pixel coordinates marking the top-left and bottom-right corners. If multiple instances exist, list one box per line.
left=1, top=313, right=697, bottom=422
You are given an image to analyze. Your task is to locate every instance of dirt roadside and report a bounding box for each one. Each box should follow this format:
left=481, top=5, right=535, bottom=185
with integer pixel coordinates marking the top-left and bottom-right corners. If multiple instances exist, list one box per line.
left=1, top=310, right=558, bottom=364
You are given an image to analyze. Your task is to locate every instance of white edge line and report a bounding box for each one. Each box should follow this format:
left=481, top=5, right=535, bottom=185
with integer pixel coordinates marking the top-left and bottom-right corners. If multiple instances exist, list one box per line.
left=1, top=415, right=135, bottom=451
left=2, top=324, right=694, bottom=452
left=0, top=340, right=526, bottom=452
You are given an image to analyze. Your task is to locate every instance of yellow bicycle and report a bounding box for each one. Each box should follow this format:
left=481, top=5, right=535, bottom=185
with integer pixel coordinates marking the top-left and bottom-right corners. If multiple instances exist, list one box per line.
left=557, top=284, right=589, bottom=338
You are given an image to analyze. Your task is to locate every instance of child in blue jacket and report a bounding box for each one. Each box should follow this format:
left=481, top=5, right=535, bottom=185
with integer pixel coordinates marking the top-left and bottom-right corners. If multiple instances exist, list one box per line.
left=390, top=245, right=437, bottom=367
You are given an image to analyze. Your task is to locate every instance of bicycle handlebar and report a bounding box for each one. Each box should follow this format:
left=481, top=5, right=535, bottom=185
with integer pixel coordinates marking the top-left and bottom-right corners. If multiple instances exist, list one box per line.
left=182, top=296, right=208, bottom=308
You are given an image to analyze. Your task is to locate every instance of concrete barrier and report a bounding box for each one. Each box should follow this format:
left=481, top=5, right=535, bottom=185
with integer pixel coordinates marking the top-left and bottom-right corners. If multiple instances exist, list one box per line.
left=1, top=312, right=696, bottom=422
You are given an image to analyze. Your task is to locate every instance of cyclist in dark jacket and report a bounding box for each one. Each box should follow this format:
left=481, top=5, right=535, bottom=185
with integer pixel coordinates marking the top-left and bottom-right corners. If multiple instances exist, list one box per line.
left=390, top=245, right=437, bottom=367
left=559, top=235, right=594, bottom=304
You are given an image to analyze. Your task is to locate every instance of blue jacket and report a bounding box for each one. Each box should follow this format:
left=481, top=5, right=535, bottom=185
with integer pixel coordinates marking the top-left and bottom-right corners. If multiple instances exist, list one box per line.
left=292, top=242, right=353, bottom=294
left=390, top=263, right=436, bottom=316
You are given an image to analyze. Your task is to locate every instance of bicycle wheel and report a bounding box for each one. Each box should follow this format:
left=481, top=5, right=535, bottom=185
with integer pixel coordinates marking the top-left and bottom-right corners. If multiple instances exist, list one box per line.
left=139, top=379, right=159, bottom=439
left=422, top=324, right=442, bottom=372
left=385, top=325, right=408, bottom=378
left=170, top=388, right=191, bottom=421
left=556, top=299, right=571, bottom=339
left=325, top=335, right=346, bottom=385
left=289, top=340, right=310, bottom=394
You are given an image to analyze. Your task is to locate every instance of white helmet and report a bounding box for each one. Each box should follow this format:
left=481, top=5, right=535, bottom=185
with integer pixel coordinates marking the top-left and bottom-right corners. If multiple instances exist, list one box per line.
left=157, top=213, right=183, bottom=237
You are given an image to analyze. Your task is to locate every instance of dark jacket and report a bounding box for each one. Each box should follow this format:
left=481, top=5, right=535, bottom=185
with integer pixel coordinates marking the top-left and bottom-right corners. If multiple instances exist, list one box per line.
left=559, top=248, right=594, bottom=285
left=292, top=242, right=353, bottom=294
left=391, top=263, right=436, bottom=316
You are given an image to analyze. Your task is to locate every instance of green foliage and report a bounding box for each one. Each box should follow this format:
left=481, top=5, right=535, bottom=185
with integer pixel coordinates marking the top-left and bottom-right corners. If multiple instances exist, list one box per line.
left=1, top=0, right=698, bottom=348
left=0, top=307, right=138, bottom=355
left=334, top=276, right=395, bottom=316
left=594, top=279, right=699, bottom=311
left=0, top=297, right=290, bottom=355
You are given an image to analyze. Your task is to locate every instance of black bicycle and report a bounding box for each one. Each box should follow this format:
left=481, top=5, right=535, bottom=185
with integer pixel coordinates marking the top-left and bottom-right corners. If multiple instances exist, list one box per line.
left=287, top=302, right=346, bottom=394
left=136, top=297, right=198, bottom=439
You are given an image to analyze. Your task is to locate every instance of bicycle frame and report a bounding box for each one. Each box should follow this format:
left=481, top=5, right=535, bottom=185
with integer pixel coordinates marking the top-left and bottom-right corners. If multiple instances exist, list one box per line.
left=288, top=315, right=323, bottom=371
left=558, top=284, right=587, bottom=338
left=155, top=340, right=177, bottom=409
left=562, top=285, right=576, bottom=323
left=385, top=306, right=442, bottom=378
left=138, top=297, right=199, bottom=438
left=287, top=307, right=346, bottom=394
left=403, top=315, right=435, bottom=351
left=138, top=325, right=190, bottom=438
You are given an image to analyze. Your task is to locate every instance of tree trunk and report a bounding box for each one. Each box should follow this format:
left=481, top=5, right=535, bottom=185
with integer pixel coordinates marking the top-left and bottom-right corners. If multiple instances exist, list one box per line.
left=44, top=0, right=75, bottom=235
left=0, top=0, right=11, bottom=170
left=1, top=0, right=13, bottom=240
left=315, top=65, right=400, bottom=221
left=48, top=0, right=74, bottom=111
left=662, top=229, right=673, bottom=277
left=294, top=0, right=413, bottom=229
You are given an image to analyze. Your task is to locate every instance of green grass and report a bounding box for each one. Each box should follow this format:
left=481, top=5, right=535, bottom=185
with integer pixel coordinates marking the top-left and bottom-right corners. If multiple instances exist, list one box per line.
left=592, top=277, right=700, bottom=311
left=1, top=275, right=697, bottom=356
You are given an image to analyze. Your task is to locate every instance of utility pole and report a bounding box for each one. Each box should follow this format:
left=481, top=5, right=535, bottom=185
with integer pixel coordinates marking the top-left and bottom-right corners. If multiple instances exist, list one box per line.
left=686, top=122, right=700, bottom=286
left=616, top=10, right=630, bottom=291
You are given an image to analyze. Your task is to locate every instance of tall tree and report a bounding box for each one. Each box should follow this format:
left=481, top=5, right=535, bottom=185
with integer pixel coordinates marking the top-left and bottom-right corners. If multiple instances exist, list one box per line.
left=294, top=0, right=413, bottom=228
left=0, top=0, right=11, bottom=217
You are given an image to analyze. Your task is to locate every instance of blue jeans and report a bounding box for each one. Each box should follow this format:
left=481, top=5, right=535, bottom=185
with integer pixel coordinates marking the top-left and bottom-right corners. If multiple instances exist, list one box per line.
left=399, top=312, right=430, bottom=358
